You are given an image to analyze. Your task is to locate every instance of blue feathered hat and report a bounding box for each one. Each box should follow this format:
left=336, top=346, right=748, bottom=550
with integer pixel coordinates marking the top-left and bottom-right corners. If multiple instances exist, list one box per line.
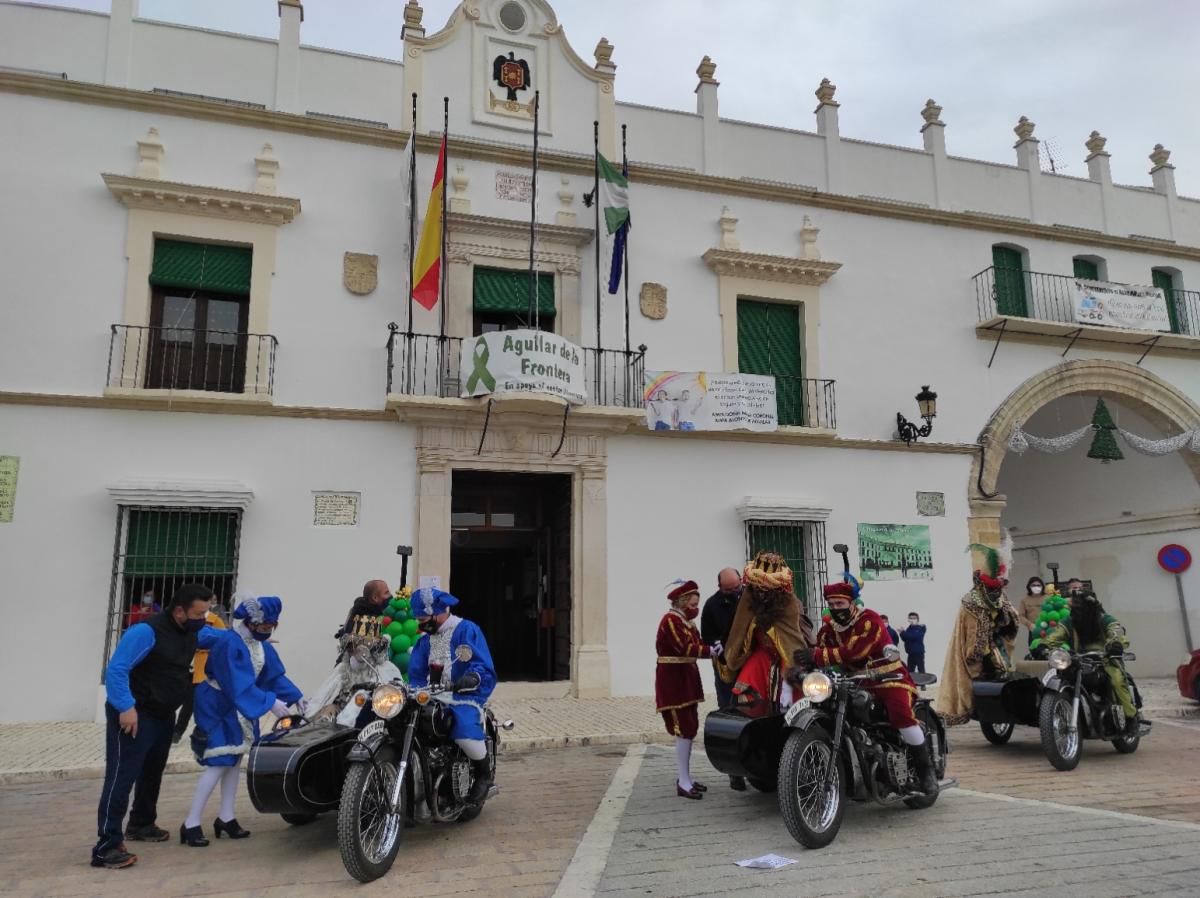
left=234, top=595, right=282, bottom=624
left=413, top=587, right=459, bottom=618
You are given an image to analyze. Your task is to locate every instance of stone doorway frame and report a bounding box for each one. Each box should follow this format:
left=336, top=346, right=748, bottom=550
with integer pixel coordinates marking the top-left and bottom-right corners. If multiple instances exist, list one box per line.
left=966, top=359, right=1200, bottom=556
left=401, top=398, right=630, bottom=698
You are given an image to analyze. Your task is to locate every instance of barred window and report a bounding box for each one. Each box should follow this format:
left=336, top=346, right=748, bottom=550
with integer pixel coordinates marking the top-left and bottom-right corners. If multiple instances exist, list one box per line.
left=744, top=520, right=827, bottom=618
left=102, top=507, right=242, bottom=677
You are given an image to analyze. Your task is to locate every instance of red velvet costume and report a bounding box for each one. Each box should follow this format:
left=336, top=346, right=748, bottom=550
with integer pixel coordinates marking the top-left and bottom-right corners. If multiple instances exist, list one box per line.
left=655, top=608, right=711, bottom=739
left=811, top=607, right=919, bottom=729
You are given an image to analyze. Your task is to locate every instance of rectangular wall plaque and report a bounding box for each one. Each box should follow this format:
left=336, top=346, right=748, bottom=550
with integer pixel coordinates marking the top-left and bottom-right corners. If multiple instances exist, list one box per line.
left=313, top=491, right=360, bottom=526
left=495, top=170, right=532, bottom=202
left=0, top=456, right=18, bottom=523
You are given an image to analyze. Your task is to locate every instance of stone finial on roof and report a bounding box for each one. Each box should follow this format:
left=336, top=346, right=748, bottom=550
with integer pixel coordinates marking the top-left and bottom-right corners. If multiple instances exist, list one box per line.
left=594, top=37, right=614, bottom=66
left=696, top=55, right=718, bottom=85
left=1013, top=116, right=1036, bottom=142
left=1085, top=130, right=1108, bottom=157
left=921, top=99, right=943, bottom=127
left=403, top=0, right=423, bottom=29
left=815, top=78, right=838, bottom=106
left=1150, top=143, right=1173, bottom=170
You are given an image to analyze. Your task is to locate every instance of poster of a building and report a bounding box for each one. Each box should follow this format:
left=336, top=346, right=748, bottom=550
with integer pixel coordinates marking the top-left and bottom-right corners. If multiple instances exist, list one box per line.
left=857, top=523, right=933, bottom=581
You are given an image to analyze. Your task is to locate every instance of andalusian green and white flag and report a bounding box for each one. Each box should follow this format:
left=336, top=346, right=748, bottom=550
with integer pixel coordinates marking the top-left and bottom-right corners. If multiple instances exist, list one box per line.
left=597, top=152, right=629, bottom=235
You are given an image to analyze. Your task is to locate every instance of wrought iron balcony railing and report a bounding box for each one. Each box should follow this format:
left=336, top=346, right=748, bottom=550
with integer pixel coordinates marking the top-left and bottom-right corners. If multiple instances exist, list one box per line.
left=385, top=327, right=647, bottom=409
left=973, top=266, right=1200, bottom=337
left=107, top=324, right=278, bottom=396
left=775, top=375, right=837, bottom=430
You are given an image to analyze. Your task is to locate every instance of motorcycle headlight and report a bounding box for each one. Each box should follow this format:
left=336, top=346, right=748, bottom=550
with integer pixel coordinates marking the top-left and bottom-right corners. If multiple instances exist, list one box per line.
left=371, top=683, right=406, bottom=719
left=802, top=671, right=833, bottom=703
left=1048, top=648, right=1072, bottom=671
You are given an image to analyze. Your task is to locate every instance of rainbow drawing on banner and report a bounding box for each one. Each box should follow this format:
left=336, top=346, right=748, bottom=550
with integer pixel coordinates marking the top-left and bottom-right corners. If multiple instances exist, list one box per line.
left=643, top=371, right=707, bottom=402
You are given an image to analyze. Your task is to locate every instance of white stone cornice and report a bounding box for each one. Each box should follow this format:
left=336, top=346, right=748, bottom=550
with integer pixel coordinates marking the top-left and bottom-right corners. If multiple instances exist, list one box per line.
left=106, top=479, right=255, bottom=509
left=737, top=497, right=831, bottom=522
left=102, top=174, right=301, bottom=225
left=702, top=248, right=841, bottom=286
left=447, top=211, right=593, bottom=247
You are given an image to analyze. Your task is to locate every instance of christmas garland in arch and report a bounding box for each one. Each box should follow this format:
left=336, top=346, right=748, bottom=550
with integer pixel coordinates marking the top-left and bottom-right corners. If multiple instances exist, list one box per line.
left=1008, top=398, right=1200, bottom=461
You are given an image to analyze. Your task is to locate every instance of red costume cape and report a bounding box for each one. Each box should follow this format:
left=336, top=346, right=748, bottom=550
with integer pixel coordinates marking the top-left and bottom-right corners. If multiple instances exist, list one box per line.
left=655, top=609, right=709, bottom=713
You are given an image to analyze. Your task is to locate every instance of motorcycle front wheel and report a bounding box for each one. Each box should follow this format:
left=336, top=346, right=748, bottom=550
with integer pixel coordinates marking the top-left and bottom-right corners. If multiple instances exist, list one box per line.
left=337, top=760, right=403, bottom=883
left=1038, top=691, right=1081, bottom=771
left=777, top=728, right=844, bottom=849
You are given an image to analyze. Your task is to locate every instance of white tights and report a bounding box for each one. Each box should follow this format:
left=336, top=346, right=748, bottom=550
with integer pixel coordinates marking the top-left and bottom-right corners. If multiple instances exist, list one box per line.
left=674, top=737, right=694, bottom=791
left=454, top=737, right=487, bottom=761
left=185, top=759, right=242, bottom=828
left=898, top=725, right=926, bottom=747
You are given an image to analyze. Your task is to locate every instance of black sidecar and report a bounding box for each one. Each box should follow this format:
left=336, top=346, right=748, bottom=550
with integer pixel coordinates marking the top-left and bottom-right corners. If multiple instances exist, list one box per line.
left=703, top=710, right=788, bottom=792
left=246, top=719, right=361, bottom=825
left=972, top=659, right=1048, bottom=745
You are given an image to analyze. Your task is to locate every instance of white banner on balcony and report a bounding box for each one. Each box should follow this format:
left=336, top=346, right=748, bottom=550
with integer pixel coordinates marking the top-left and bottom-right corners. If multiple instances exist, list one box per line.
left=1073, top=279, right=1171, bottom=332
left=459, top=329, right=586, bottom=404
left=644, top=371, right=778, bottom=432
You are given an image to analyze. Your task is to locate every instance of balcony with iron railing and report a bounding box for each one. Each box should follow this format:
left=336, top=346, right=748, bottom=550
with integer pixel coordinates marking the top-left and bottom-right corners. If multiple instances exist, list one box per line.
left=106, top=324, right=278, bottom=400
left=384, top=326, right=837, bottom=431
left=973, top=267, right=1200, bottom=364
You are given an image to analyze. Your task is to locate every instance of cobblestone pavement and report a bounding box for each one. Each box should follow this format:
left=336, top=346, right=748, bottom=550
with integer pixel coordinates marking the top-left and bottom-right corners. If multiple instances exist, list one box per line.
left=2, top=679, right=1194, bottom=784
left=0, top=745, right=626, bottom=898
left=589, top=720, right=1200, bottom=898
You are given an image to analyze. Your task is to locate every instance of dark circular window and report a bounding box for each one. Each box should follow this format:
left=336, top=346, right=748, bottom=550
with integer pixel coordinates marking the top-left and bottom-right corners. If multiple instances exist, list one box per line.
left=498, top=1, right=526, bottom=32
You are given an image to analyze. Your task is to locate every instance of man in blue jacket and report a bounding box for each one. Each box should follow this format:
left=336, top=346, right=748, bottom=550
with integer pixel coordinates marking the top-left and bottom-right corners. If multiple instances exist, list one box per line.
left=409, top=587, right=497, bottom=803
left=92, top=584, right=219, bottom=869
left=900, top=611, right=928, bottom=674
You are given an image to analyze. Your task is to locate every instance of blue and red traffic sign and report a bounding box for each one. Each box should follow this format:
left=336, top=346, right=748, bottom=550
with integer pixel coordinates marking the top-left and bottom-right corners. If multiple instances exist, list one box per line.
left=1158, top=544, right=1192, bottom=574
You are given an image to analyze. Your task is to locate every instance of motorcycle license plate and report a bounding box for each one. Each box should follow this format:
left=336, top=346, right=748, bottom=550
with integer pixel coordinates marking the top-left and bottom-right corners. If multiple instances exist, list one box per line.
left=358, top=720, right=386, bottom=742
left=784, top=699, right=811, bottom=725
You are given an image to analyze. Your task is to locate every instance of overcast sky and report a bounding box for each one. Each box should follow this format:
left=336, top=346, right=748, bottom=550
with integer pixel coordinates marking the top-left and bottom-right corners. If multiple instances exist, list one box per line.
left=50, top=0, right=1200, bottom=196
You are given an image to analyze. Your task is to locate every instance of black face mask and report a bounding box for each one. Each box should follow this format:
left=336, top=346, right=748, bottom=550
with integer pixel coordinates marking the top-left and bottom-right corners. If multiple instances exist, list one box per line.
left=721, top=586, right=743, bottom=599
left=829, top=606, right=854, bottom=625
left=419, top=619, right=440, bottom=635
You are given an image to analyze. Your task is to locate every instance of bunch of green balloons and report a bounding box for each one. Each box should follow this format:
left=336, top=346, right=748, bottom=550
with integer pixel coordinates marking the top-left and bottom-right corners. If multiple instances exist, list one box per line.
left=378, top=587, right=422, bottom=680
left=1029, top=585, right=1070, bottom=651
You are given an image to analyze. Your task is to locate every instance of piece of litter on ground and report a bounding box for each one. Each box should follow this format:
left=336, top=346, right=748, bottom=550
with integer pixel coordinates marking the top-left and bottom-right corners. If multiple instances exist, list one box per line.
left=735, top=853, right=798, bottom=870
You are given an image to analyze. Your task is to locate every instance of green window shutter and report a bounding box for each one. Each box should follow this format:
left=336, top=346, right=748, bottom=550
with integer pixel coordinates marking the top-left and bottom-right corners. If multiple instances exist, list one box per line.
left=1073, top=258, right=1099, bottom=280
left=473, top=268, right=555, bottom=316
left=124, top=509, right=240, bottom=575
left=1152, top=270, right=1182, bottom=334
left=991, top=246, right=1028, bottom=317
left=150, top=240, right=253, bottom=295
left=737, top=299, right=804, bottom=425
left=746, top=523, right=808, bottom=602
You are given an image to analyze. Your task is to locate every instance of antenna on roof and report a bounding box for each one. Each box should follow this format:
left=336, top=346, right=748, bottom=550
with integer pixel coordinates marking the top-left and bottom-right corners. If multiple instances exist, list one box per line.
left=1041, top=138, right=1069, bottom=174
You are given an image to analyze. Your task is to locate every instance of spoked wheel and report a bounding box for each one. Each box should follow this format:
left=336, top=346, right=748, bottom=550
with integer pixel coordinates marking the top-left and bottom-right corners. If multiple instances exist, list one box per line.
left=980, top=721, right=1014, bottom=745
left=1113, top=720, right=1141, bottom=755
left=1039, top=692, right=1081, bottom=771
left=337, top=761, right=403, bottom=883
left=777, top=728, right=844, bottom=849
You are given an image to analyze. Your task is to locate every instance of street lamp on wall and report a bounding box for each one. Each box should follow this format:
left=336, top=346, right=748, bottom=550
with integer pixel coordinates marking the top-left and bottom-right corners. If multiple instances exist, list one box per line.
left=896, top=385, right=938, bottom=446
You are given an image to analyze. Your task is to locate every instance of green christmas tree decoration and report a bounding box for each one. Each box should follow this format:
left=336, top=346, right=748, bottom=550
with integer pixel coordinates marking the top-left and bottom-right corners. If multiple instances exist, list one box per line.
left=1087, top=397, right=1123, bottom=462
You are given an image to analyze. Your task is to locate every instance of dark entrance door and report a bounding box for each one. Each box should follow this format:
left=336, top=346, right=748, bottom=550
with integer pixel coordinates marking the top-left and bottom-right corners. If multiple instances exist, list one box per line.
left=449, top=471, right=572, bottom=681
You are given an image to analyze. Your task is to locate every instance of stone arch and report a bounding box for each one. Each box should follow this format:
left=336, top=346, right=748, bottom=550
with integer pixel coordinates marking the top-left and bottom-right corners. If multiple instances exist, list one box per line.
left=967, top=359, right=1200, bottom=550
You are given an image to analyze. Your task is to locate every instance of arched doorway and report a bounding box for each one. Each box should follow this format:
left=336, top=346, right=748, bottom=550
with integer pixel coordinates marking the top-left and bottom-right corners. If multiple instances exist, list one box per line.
left=968, top=360, right=1200, bottom=674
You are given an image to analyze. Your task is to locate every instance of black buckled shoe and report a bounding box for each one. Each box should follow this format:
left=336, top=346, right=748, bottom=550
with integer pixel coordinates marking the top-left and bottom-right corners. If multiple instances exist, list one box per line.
left=125, top=823, right=169, bottom=842
left=213, top=818, right=251, bottom=839
left=178, top=824, right=209, bottom=847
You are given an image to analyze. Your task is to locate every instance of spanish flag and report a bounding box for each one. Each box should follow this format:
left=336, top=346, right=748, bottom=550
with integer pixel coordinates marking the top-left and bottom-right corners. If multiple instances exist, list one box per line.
left=412, top=135, right=445, bottom=311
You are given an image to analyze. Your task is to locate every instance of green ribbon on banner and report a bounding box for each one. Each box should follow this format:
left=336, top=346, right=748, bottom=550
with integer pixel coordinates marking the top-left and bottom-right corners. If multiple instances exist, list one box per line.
left=466, top=337, right=496, bottom=393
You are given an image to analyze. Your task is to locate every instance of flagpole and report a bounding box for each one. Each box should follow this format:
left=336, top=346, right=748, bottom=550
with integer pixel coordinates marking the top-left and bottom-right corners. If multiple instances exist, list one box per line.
left=621, top=123, right=630, bottom=357
left=528, top=90, right=540, bottom=329
left=406, top=92, right=417, bottom=339
left=438, top=96, right=449, bottom=393
left=593, top=119, right=601, bottom=402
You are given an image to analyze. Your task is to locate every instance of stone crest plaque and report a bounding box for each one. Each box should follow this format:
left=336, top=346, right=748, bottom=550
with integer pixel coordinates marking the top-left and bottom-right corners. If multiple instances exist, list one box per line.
left=496, top=170, right=533, bottom=202
left=640, top=282, right=667, bottom=320
left=313, top=491, right=361, bottom=526
left=343, top=252, right=378, bottom=296
left=916, top=491, right=945, bottom=517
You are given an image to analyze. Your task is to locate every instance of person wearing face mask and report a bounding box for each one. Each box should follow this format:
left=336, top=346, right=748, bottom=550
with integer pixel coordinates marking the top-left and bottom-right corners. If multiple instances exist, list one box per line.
left=173, top=595, right=228, bottom=745
left=655, top=579, right=712, bottom=799
left=182, top=594, right=303, bottom=847
left=700, top=567, right=746, bottom=790
left=125, top=587, right=162, bottom=629
left=409, top=587, right=497, bottom=804
left=92, top=584, right=220, bottom=870
left=899, top=612, right=927, bottom=674
left=1040, top=585, right=1139, bottom=733
left=937, top=538, right=1020, bottom=726
left=1019, top=576, right=1047, bottom=648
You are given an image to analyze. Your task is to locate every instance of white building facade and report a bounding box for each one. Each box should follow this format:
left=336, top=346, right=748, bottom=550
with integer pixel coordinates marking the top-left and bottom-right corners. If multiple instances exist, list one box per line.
left=3, top=0, right=1200, bottom=724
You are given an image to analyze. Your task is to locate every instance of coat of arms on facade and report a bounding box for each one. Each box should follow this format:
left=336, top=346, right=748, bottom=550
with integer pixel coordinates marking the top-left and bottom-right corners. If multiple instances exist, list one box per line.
left=490, top=50, right=533, bottom=117
left=343, top=252, right=378, bottom=296
left=639, top=282, right=667, bottom=320
left=916, top=491, right=945, bottom=517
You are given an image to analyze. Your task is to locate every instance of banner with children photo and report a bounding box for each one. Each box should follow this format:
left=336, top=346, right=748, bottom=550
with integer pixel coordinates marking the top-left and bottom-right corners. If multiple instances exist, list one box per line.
left=644, top=371, right=777, bottom=432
